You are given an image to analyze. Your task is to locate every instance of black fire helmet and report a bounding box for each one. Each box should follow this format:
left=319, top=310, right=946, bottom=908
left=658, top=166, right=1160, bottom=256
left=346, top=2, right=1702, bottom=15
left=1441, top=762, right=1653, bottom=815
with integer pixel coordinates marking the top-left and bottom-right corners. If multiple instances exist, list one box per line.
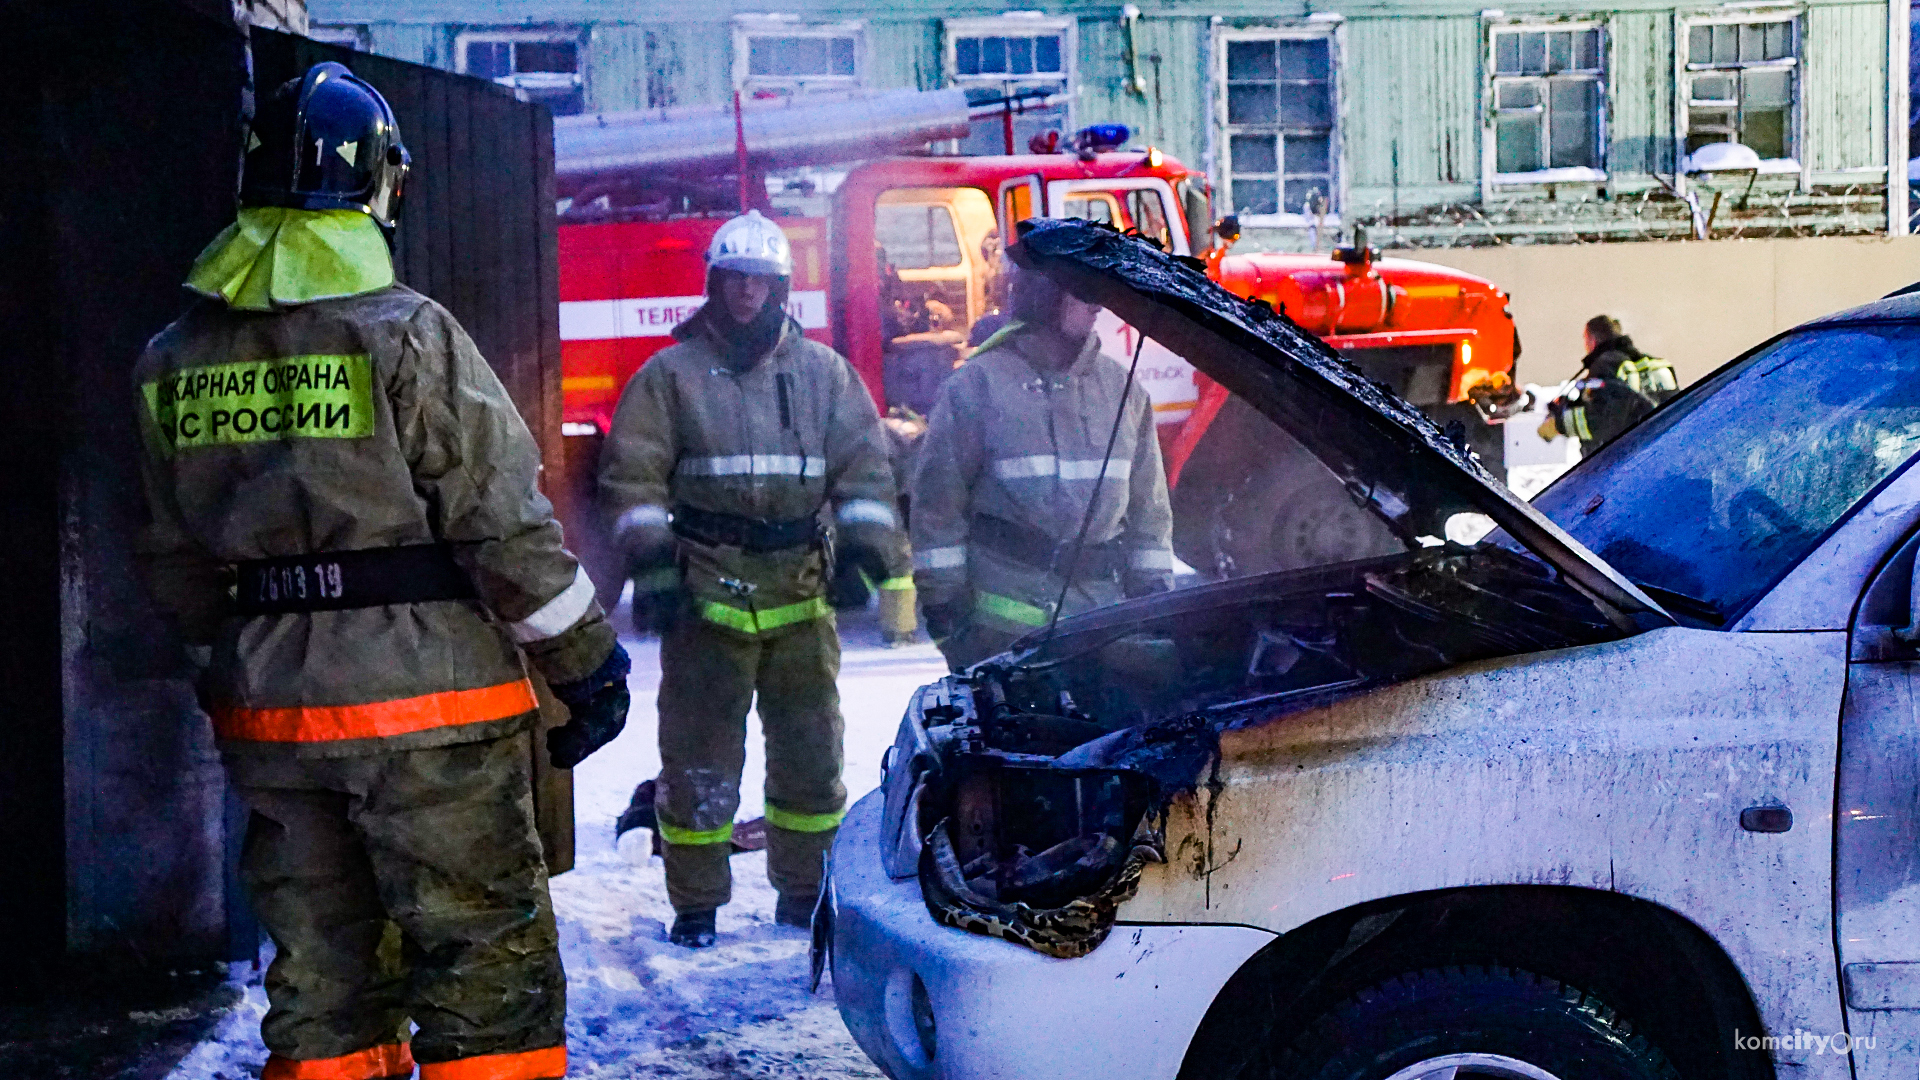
left=242, top=62, right=411, bottom=231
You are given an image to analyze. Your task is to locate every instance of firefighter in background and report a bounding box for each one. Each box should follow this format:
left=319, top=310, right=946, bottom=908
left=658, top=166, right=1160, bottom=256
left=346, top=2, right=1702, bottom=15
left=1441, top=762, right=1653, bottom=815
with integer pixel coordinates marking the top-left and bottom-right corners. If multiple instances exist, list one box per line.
left=1538, top=314, right=1678, bottom=455
left=968, top=227, right=1013, bottom=348
left=600, top=210, right=908, bottom=948
left=135, top=64, right=628, bottom=1080
left=911, top=261, right=1175, bottom=672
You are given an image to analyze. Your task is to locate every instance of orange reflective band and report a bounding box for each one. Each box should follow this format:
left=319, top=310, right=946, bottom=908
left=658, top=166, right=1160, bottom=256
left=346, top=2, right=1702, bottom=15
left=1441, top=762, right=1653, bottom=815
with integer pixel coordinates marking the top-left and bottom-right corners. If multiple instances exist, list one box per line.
left=419, top=1045, right=567, bottom=1080
left=213, top=679, right=539, bottom=742
left=262, top=1042, right=414, bottom=1080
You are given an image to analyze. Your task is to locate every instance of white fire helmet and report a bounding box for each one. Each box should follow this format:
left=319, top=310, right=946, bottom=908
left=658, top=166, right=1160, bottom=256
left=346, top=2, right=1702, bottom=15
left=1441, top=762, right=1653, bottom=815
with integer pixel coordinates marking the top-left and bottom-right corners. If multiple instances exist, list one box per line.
left=706, top=210, right=794, bottom=278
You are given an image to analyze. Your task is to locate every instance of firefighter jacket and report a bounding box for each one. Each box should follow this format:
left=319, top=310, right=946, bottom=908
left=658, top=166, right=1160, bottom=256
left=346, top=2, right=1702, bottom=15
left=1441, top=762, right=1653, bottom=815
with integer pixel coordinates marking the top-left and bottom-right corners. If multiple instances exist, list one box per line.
left=598, top=310, right=904, bottom=636
left=1545, top=336, right=1663, bottom=453
left=1592, top=335, right=1679, bottom=404
left=135, top=265, right=616, bottom=759
left=909, top=323, right=1175, bottom=633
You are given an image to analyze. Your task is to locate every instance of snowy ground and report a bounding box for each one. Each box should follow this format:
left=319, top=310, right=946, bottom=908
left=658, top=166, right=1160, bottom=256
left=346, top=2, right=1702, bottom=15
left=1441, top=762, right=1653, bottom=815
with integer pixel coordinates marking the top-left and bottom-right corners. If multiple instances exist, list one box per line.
left=163, top=609, right=945, bottom=1080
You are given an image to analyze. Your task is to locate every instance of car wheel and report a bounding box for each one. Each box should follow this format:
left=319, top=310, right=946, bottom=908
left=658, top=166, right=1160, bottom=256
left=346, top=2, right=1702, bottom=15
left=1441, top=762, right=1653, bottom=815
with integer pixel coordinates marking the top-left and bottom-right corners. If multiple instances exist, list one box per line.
left=1274, top=965, right=1680, bottom=1080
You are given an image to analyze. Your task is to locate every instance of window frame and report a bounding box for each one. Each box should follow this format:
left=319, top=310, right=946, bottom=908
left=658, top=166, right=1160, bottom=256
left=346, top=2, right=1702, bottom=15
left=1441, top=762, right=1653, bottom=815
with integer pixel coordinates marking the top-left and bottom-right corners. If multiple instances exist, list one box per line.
left=306, top=24, right=367, bottom=50
left=1214, top=24, right=1344, bottom=229
left=732, top=16, right=867, bottom=99
left=1483, top=19, right=1610, bottom=187
left=453, top=28, right=586, bottom=115
left=1046, top=177, right=1193, bottom=254
left=1676, top=11, right=1803, bottom=177
left=944, top=14, right=1077, bottom=154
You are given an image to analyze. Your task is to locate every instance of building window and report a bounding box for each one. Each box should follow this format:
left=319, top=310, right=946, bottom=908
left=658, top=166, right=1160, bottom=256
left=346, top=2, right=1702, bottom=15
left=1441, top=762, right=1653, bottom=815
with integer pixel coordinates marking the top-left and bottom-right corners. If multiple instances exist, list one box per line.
left=734, top=19, right=864, bottom=99
left=306, top=24, right=366, bottom=50
left=456, top=31, right=584, bottom=116
left=1489, top=25, right=1605, bottom=178
left=1683, top=18, right=1797, bottom=163
left=1221, top=33, right=1337, bottom=220
left=945, top=16, right=1074, bottom=155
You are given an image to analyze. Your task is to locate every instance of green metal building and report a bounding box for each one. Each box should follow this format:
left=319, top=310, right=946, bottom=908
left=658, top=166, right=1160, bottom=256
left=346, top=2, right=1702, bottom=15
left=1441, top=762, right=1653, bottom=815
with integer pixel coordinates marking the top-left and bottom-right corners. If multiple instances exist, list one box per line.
left=308, top=0, right=1908, bottom=247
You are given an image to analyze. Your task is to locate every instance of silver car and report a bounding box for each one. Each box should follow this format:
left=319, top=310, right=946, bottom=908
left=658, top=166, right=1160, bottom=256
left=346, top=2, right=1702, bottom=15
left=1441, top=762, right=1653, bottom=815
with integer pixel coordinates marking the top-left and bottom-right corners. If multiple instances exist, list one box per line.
left=822, top=219, right=1920, bottom=1080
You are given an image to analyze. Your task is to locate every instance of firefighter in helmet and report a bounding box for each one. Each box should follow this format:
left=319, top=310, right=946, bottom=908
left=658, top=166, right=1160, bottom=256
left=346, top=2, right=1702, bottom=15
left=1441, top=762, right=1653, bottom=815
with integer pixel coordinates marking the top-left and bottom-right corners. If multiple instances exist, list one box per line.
left=600, top=210, right=907, bottom=948
left=134, top=65, right=626, bottom=1079
left=910, top=260, right=1175, bottom=671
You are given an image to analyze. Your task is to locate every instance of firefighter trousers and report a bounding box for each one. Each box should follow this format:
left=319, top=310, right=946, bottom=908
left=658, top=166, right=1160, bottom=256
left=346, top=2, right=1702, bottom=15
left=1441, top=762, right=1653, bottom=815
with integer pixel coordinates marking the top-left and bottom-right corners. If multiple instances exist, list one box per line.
left=654, top=609, right=847, bottom=914
left=936, top=620, right=1024, bottom=673
left=229, top=733, right=566, bottom=1080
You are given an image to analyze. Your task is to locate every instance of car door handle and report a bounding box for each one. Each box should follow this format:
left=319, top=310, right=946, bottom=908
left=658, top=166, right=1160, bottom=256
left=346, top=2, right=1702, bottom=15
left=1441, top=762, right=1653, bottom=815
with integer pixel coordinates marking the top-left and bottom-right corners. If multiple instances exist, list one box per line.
left=1845, top=962, right=1920, bottom=1010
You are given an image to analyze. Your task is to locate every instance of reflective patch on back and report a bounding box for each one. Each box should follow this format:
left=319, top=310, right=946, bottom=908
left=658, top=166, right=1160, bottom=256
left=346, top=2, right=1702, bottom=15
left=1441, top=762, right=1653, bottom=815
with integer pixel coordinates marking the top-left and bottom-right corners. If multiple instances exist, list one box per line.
left=142, top=354, right=375, bottom=454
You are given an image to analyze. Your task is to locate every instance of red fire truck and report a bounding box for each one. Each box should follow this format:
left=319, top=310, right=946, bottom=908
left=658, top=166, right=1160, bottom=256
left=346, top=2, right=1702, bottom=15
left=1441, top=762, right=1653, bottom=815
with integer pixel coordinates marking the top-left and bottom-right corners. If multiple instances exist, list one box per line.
left=551, top=91, right=1520, bottom=601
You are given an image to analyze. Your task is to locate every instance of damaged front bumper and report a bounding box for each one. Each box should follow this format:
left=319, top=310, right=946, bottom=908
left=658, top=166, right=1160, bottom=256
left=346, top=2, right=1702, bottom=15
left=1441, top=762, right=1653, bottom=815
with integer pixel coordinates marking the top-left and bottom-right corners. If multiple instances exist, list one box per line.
left=829, top=789, right=1276, bottom=1080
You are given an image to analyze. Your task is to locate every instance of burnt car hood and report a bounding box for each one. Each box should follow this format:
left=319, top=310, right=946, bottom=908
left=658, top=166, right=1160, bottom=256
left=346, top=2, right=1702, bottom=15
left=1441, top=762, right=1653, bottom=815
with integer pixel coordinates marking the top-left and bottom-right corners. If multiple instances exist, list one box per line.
left=1008, top=218, right=1669, bottom=627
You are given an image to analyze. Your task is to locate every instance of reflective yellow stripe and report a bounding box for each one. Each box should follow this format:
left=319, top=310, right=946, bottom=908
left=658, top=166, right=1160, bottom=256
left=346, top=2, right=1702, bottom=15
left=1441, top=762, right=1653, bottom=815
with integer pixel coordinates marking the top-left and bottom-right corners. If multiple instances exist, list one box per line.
left=700, top=601, right=760, bottom=633
left=1568, top=406, right=1593, bottom=442
left=969, top=319, right=1026, bottom=356
left=976, top=591, right=1049, bottom=627
left=1618, top=357, right=1677, bottom=395
left=764, top=804, right=846, bottom=833
left=657, top=821, right=735, bottom=846
left=698, top=596, right=831, bottom=634
left=878, top=576, right=915, bottom=591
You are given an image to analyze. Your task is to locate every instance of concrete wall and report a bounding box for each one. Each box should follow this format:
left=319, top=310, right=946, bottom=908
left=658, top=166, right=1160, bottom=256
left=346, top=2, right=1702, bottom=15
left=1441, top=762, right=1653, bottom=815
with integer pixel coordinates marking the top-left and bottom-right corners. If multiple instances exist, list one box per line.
left=1400, top=233, right=1920, bottom=387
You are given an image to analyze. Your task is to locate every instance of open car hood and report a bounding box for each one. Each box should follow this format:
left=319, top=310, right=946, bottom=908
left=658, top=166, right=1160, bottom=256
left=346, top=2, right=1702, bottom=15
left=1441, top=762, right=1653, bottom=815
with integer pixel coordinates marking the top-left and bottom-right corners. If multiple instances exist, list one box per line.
left=1009, top=218, right=1669, bottom=626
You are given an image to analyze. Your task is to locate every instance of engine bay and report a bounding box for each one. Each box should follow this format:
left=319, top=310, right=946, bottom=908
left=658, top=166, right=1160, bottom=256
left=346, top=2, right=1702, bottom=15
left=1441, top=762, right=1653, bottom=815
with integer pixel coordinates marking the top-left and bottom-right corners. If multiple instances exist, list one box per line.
left=884, top=543, right=1625, bottom=957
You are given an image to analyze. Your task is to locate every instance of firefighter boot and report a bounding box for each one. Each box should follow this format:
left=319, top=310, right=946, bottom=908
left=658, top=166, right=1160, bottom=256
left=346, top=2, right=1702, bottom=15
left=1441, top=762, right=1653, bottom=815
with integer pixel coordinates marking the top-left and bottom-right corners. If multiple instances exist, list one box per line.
left=774, top=892, right=817, bottom=929
left=670, top=909, right=718, bottom=949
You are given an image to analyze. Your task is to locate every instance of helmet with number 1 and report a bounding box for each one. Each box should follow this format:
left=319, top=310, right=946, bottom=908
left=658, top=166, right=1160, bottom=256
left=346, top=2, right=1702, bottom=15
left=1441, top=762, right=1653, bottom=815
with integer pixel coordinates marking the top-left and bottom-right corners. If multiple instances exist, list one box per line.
left=706, top=210, right=793, bottom=279
left=242, top=62, right=411, bottom=230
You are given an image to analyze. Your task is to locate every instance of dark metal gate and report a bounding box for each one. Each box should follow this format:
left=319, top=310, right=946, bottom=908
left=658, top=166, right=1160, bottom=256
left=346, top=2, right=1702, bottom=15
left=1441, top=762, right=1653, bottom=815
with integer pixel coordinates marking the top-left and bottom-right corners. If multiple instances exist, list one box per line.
left=0, top=1, right=570, bottom=986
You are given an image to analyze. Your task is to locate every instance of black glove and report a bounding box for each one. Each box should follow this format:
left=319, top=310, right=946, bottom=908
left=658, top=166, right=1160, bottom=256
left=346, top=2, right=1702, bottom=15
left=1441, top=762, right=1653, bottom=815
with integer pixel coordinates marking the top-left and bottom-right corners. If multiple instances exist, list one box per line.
left=827, top=557, right=874, bottom=611
left=837, top=520, right=897, bottom=583
left=622, top=513, right=681, bottom=635
left=621, top=513, right=676, bottom=570
left=919, top=585, right=968, bottom=641
left=1123, top=569, right=1174, bottom=598
left=546, top=643, right=632, bottom=769
left=831, top=517, right=902, bottom=612
left=629, top=581, right=682, bottom=636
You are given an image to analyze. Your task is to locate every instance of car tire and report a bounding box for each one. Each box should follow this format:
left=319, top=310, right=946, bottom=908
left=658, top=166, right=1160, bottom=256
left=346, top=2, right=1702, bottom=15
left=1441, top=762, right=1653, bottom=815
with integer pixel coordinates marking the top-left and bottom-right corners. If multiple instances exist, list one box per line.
left=1274, top=965, right=1681, bottom=1080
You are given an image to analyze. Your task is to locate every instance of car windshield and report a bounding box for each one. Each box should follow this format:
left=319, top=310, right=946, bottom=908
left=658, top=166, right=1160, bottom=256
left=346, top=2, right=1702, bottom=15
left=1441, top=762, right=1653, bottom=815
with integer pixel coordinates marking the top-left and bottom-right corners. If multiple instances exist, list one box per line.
left=1524, top=321, right=1920, bottom=624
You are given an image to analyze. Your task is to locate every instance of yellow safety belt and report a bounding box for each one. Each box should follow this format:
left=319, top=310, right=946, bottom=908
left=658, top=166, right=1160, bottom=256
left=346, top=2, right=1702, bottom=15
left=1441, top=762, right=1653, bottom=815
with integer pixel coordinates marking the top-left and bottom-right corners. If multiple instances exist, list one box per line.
left=698, top=595, right=831, bottom=634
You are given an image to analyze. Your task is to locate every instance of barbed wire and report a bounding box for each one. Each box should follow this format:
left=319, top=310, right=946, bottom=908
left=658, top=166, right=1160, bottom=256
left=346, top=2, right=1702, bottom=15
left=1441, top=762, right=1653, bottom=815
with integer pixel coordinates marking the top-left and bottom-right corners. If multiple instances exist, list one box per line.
left=1340, top=184, right=1886, bottom=248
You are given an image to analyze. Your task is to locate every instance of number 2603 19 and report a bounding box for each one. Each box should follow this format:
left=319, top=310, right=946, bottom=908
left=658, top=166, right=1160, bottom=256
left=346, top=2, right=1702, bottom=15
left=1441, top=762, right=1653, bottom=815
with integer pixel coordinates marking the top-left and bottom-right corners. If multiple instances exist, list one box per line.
left=258, top=562, right=345, bottom=602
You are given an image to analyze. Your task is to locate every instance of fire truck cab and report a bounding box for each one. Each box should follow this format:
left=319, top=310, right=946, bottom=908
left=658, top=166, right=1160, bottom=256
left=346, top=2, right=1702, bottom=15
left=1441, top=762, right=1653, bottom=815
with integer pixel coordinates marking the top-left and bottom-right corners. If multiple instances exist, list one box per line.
left=832, top=152, right=1212, bottom=429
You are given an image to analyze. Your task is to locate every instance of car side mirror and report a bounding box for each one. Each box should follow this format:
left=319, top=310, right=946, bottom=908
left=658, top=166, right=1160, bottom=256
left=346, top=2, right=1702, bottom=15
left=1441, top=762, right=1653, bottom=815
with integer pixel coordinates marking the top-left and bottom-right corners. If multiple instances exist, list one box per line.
left=1855, top=529, right=1920, bottom=660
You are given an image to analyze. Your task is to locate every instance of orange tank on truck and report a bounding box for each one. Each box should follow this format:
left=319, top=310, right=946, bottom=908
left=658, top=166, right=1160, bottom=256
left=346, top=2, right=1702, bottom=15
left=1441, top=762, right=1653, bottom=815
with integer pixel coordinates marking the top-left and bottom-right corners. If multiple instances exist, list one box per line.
left=1170, top=242, right=1518, bottom=482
